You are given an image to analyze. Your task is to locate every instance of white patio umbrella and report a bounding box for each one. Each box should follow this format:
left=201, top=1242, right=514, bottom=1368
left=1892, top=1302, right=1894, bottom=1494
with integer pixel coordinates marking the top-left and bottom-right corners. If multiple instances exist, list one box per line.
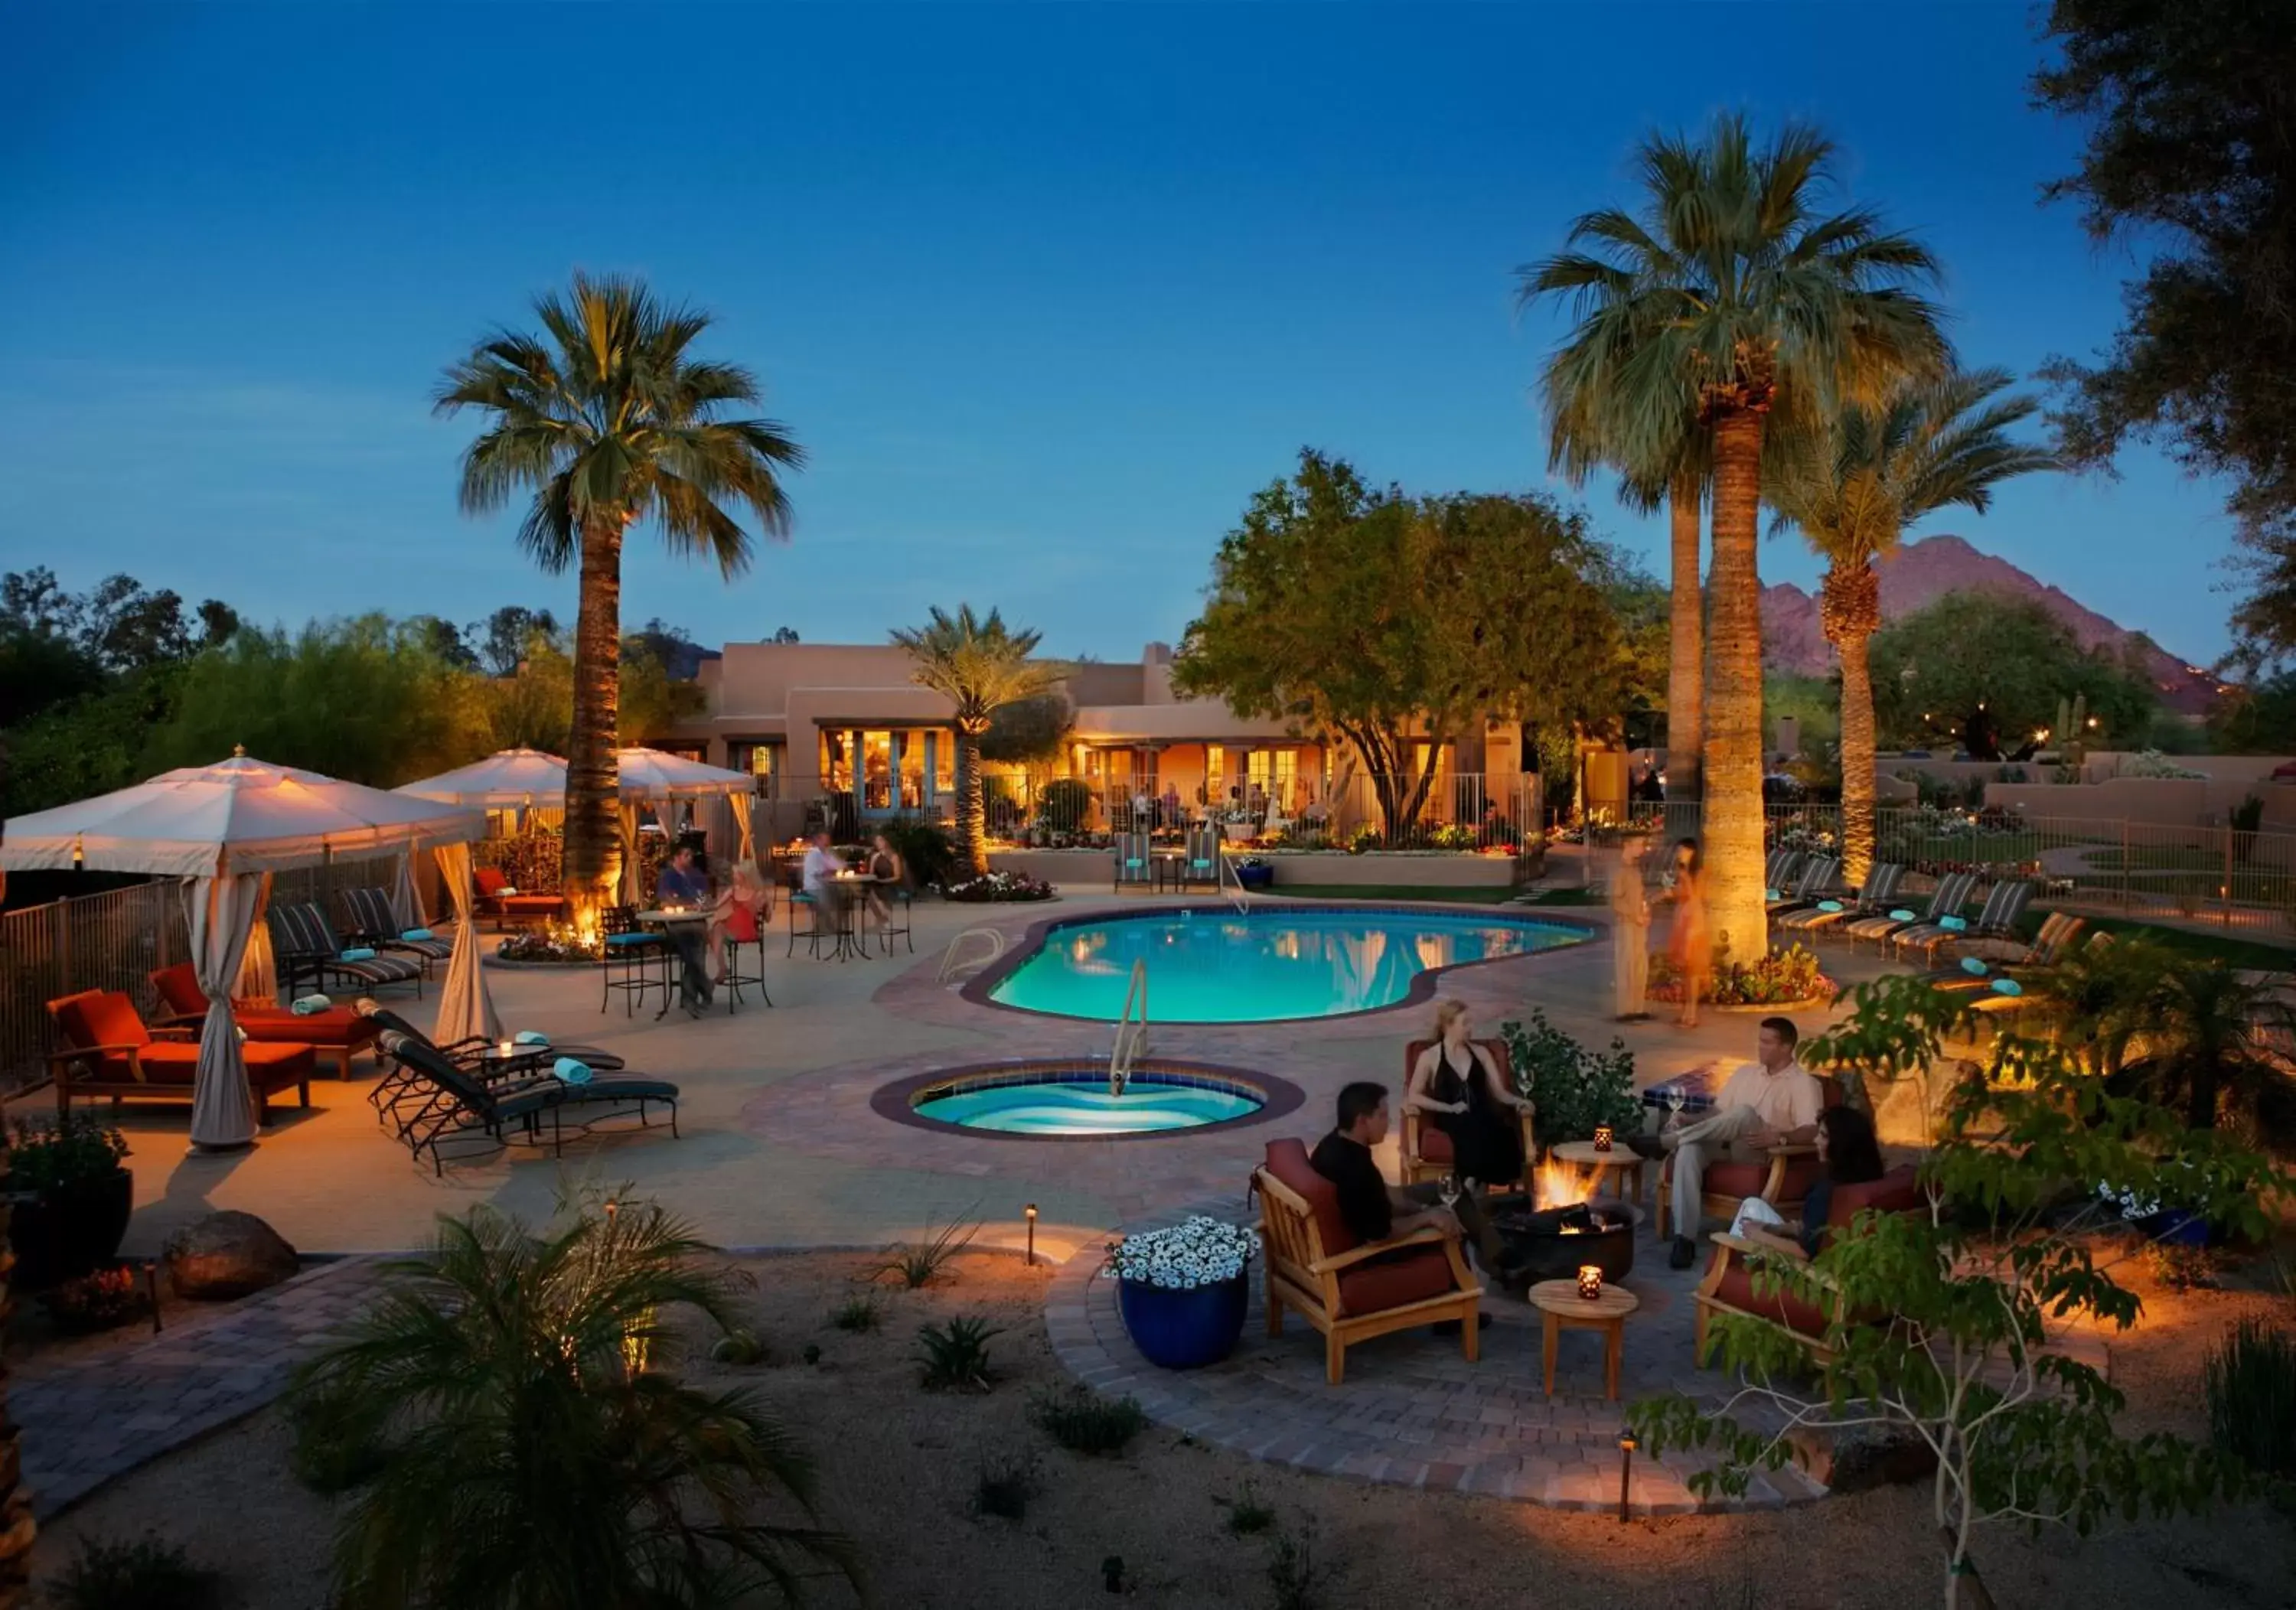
left=2, top=751, right=484, bottom=1150
left=396, top=746, right=570, bottom=810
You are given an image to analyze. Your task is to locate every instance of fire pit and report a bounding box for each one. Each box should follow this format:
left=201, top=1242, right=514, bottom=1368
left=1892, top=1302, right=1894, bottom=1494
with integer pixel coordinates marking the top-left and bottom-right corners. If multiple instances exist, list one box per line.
left=1489, top=1201, right=1636, bottom=1292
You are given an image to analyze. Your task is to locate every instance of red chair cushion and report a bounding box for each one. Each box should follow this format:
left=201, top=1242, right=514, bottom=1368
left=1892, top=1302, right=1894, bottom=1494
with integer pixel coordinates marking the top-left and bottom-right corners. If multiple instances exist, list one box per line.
left=1701, top=1160, right=1769, bottom=1198
left=1336, top=1247, right=1457, bottom=1315
left=1708, top=1254, right=1834, bottom=1340
left=54, top=991, right=152, bottom=1053
left=119, top=1041, right=201, bottom=1085
left=1827, top=1165, right=1922, bottom=1229
left=475, top=866, right=509, bottom=898
left=238, top=1009, right=377, bottom=1050
left=1417, top=1126, right=1456, bottom=1164
left=241, top=1041, right=315, bottom=1087
left=1772, top=1158, right=1824, bottom=1201
left=1402, top=1038, right=1512, bottom=1172
left=148, top=963, right=205, bottom=1019
left=1264, top=1138, right=1357, bottom=1257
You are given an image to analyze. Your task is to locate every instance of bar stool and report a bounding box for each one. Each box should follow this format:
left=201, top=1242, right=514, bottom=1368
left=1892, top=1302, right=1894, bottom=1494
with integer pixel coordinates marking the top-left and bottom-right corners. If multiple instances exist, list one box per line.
left=786, top=888, right=830, bottom=959
left=877, top=882, right=914, bottom=954
left=599, top=905, right=669, bottom=1016
left=721, top=901, right=771, bottom=1009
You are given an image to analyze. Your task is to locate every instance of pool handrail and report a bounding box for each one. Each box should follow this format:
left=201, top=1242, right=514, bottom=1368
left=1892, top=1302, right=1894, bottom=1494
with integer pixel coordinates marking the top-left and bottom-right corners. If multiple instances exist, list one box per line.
left=937, top=927, right=1006, bottom=983
left=1110, top=958, right=1148, bottom=1097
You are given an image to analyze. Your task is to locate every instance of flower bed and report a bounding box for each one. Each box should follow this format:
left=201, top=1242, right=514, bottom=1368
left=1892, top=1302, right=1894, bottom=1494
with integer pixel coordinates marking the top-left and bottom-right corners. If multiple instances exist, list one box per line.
left=942, top=871, right=1056, bottom=903
left=1648, top=944, right=1836, bottom=1008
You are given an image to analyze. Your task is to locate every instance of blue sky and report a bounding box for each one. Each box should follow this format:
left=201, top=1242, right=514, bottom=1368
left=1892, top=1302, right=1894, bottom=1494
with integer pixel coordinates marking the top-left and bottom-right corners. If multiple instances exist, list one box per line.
left=0, top=2, right=2240, bottom=665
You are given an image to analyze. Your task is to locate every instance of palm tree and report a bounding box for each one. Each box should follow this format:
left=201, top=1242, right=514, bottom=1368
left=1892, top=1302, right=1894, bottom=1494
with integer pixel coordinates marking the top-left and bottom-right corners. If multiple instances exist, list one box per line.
left=1766, top=370, right=2056, bottom=882
left=437, top=273, right=802, bottom=923
left=1521, top=116, right=1948, bottom=958
left=289, top=1192, right=856, bottom=1609
left=892, top=606, right=1065, bottom=877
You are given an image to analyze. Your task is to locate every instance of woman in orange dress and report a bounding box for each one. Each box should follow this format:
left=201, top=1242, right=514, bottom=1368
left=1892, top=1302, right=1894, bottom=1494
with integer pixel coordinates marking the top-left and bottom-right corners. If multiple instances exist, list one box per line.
left=1664, top=837, right=1712, bottom=1028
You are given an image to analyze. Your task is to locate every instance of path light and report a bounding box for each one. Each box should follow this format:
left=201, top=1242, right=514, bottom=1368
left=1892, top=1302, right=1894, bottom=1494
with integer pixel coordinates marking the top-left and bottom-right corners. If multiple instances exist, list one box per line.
left=1577, top=1264, right=1603, bottom=1302
left=1617, top=1432, right=1637, bottom=1523
left=1025, top=1203, right=1038, bottom=1266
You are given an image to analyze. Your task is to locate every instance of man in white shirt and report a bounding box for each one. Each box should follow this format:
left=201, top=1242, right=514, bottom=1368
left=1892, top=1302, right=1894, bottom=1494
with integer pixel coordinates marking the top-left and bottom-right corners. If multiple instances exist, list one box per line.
left=1632, top=1016, right=1825, bottom=1268
left=799, top=830, right=843, bottom=934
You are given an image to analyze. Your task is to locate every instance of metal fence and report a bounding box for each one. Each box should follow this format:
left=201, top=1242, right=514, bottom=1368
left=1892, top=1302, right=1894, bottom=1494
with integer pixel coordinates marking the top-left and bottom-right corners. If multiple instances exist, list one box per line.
left=1625, top=801, right=2296, bottom=934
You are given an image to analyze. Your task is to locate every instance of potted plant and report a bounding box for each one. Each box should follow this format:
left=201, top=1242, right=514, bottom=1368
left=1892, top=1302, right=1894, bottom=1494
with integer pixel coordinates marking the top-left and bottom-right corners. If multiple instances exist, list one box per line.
left=1234, top=856, right=1275, bottom=891
left=1103, top=1215, right=1257, bottom=1369
left=4, top=1113, right=133, bottom=1290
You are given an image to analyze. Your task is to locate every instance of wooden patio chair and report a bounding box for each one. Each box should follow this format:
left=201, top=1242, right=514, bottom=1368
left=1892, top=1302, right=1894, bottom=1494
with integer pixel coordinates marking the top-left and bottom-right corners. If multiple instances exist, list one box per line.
left=1655, top=1074, right=1844, bottom=1243
left=148, top=961, right=378, bottom=1080
left=46, top=989, right=314, bottom=1122
left=1397, top=1038, right=1535, bottom=1192
left=1890, top=878, right=2033, bottom=963
left=1254, top=1138, right=1483, bottom=1386
left=1838, top=871, right=1978, bottom=950
left=1691, top=1163, right=1924, bottom=1367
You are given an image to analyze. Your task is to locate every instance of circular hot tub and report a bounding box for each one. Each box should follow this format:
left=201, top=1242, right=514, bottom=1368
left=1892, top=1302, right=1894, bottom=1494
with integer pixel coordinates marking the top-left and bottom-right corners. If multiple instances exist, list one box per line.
left=873, top=1060, right=1301, bottom=1140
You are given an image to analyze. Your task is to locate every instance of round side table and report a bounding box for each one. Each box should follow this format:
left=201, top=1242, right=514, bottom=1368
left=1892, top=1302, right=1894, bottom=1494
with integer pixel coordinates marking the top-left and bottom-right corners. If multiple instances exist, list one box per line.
left=1548, top=1139, right=1645, bottom=1207
left=1526, top=1278, right=1640, bottom=1400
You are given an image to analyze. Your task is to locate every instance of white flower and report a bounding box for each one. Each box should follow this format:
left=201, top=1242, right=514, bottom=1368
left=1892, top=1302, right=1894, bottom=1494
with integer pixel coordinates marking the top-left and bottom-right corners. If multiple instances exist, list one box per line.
left=1102, top=1215, right=1259, bottom=1289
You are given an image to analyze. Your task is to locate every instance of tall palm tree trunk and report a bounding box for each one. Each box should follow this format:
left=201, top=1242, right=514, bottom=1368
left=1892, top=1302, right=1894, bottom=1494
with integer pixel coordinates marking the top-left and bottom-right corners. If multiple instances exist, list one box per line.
left=1825, top=559, right=1882, bottom=887
left=1666, top=473, right=1704, bottom=802
left=1703, top=408, right=1769, bottom=961
left=954, top=725, right=988, bottom=877
left=564, top=517, right=626, bottom=924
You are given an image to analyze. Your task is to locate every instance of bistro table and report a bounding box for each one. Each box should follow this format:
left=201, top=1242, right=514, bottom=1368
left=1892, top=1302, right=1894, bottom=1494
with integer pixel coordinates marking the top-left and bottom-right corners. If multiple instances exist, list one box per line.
left=637, top=908, right=711, bottom=1017
left=820, top=873, right=892, bottom=963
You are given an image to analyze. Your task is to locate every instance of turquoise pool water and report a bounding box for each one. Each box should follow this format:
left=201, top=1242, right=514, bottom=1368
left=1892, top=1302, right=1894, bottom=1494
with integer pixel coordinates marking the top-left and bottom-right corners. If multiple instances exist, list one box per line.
left=913, top=1073, right=1261, bottom=1135
left=985, top=907, right=1586, bottom=1023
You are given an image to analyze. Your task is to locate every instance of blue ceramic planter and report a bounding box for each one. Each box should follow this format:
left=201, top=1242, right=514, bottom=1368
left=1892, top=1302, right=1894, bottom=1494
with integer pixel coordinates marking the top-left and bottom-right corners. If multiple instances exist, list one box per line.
left=1117, top=1273, right=1250, bottom=1369
left=1234, top=865, right=1275, bottom=891
left=2141, top=1208, right=2211, bottom=1247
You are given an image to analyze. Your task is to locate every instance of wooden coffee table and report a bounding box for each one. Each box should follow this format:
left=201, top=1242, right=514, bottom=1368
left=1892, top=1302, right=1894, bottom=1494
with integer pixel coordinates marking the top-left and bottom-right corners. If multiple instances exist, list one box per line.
left=1526, top=1278, right=1640, bottom=1400
left=1548, top=1139, right=1645, bottom=1206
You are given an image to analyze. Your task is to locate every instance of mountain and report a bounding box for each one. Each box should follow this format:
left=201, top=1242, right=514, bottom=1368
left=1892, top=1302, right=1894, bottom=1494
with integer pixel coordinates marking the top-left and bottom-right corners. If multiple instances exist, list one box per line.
left=1760, top=535, right=2222, bottom=715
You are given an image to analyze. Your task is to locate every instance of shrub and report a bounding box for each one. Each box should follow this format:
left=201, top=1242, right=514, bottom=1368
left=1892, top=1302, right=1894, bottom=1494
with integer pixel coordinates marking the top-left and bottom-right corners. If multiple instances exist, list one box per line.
left=973, top=1449, right=1042, bottom=1520
left=49, top=1536, right=223, bottom=1610
left=1035, top=777, right=1094, bottom=829
left=1031, top=1385, right=1149, bottom=1455
left=2205, top=1318, right=2296, bottom=1480
left=2141, top=1241, right=2216, bottom=1292
left=286, top=1380, right=391, bottom=1496
left=1267, top=1518, right=1326, bottom=1610
left=874, top=813, right=957, bottom=890
left=875, top=1214, right=980, bottom=1289
left=4, top=1111, right=129, bottom=1192
left=42, top=1263, right=145, bottom=1335
left=916, top=1315, right=1003, bottom=1391
left=1649, top=944, right=1835, bottom=1007
left=1499, top=1009, right=1639, bottom=1146
left=831, top=1292, right=882, bottom=1331
left=942, top=870, right=1056, bottom=902
left=1218, top=1479, right=1276, bottom=1536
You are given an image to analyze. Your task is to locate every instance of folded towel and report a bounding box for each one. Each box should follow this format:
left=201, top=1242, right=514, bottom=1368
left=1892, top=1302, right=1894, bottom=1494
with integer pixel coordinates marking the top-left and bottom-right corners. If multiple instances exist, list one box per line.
left=291, top=993, right=331, bottom=1015
left=1764, top=888, right=1780, bottom=901
left=1961, top=957, right=1991, bottom=976
left=400, top=927, right=435, bottom=941
left=339, top=947, right=377, bottom=962
left=497, top=885, right=519, bottom=896
left=514, top=1029, right=550, bottom=1046
left=553, top=1057, right=594, bottom=1086
left=1939, top=914, right=1969, bottom=932
left=1993, top=979, right=2024, bottom=998
left=1889, top=909, right=1916, bottom=923
left=1817, top=900, right=1844, bottom=914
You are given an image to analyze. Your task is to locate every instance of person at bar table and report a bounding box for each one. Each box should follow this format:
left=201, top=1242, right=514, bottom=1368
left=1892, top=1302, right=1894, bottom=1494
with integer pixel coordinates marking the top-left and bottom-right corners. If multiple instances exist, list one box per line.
left=654, top=842, right=714, bottom=1016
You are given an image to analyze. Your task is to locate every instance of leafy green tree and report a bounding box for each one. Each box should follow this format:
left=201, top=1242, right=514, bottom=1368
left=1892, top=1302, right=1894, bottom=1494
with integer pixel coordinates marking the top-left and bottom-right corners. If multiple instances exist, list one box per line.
left=437, top=273, right=804, bottom=922
left=1868, top=592, right=2161, bottom=755
left=2034, top=0, right=2296, bottom=666
left=1633, top=976, right=2273, bottom=1608
left=1766, top=370, right=2058, bottom=881
left=891, top=606, right=1063, bottom=876
left=1174, top=451, right=1641, bottom=837
left=289, top=1191, right=855, bottom=1609
left=1518, top=115, right=1949, bottom=960
left=468, top=605, right=561, bottom=678
left=978, top=690, right=1073, bottom=769
left=405, top=614, right=477, bottom=671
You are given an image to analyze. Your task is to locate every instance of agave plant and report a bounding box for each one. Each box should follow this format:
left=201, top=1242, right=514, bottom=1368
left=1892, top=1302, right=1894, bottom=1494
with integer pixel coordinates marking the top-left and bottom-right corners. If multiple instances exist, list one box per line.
left=289, top=1190, right=856, bottom=1609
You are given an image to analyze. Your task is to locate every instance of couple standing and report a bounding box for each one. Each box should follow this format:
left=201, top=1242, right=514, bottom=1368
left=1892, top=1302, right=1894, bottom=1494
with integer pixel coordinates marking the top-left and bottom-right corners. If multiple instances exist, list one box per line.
left=1607, top=833, right=1710, bottom=1028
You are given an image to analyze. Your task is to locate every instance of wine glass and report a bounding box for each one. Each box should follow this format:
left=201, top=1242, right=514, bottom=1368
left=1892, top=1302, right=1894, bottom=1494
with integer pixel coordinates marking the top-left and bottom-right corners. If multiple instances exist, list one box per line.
left=1665, top=1084, right=1687, bottom=1136
left=1437, top=1175, right=1462, bottom=1212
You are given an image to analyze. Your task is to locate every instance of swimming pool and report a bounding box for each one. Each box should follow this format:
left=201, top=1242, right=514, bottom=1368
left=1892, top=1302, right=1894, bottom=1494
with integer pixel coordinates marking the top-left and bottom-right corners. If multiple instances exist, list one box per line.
left=881, top=1060, right=1290, bottom=1138
left=979, top=904, right=1588, bottom=1024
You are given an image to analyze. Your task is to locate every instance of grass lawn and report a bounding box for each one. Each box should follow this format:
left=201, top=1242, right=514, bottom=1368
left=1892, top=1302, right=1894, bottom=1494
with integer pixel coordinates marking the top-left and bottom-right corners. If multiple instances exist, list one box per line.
left=2014, top=909, right=2296, bottom=971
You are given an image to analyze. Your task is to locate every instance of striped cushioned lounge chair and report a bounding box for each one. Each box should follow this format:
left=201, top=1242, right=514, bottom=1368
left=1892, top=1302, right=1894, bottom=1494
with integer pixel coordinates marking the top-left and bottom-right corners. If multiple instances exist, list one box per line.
left=1777, top=862, right=1905, bottom=936
left=1967, top=928, right=2115, bottom=1016
left=359, top=1003, right=628, bottom=1125
left=338, top=886, right=452, bottom=970
left=376, top=1029, right=678, bottom=1175
left=1182, top=824, right=1221, bottom=891
left=268, top=901, right=426, bottom=999
left=1840, top=871, right=1978, bottom=948
left=1926, top=910, right=2086, bottom=992
left=1891, top=878, right=2033, bottom=962
left=1113, top=833, right=1153, bottom=892
left=1769, top=856, right=1840, bottom=914
left=1763, top=851, right=1805, bottom=901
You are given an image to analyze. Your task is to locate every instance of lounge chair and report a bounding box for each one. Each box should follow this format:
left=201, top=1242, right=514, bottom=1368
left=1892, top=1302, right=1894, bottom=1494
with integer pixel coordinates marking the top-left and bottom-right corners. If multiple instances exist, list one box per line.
left=1180, top=824, right=1221, bottom=891
left=267, top=901, right=426, bottom=1000
left=1397, top=1039, right=1536, bottom=1192
left=1838, top=871, right=1978, bottom=950
left=1890, top=878, right=2033, bottom=962
left=1254, top=1137, right=1483, bottom=1385
left=1776, top=862, right=1906, bottom=938
left=1923, top=910, right=2086, bottom=992
left=46, top=989, right=314, bottom=1121
left=1112, top=833, right=1153, bottom=893
left=1655, top=1074, right=1845, bottom=1243
left=1692, top=1163, right=1924, bottom=1367
left=338, top=887, right=452, bottom=973
left=1763, top=850, right=1805, bottom=899
left=356, top=1002, right=628, bottom=1123
left=473, top=865, right=565, bottom=930
left=1767, top=856, right=1840, bottom=914
left=374, top=1028, right=679, bottom=1175
left=148, top=962, right=379, bottom=1079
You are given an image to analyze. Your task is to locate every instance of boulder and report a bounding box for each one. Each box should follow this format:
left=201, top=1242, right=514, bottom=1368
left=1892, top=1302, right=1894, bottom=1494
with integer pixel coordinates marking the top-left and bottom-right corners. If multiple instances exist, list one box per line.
left=1789, top=1421, right=1937, bottom=1494
left=163, top=1211, right=299, bottom=1300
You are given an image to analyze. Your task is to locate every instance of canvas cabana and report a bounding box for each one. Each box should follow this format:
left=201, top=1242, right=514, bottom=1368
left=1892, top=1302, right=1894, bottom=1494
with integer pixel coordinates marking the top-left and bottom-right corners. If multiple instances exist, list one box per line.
left=2, top=750, right=484, bottom=1149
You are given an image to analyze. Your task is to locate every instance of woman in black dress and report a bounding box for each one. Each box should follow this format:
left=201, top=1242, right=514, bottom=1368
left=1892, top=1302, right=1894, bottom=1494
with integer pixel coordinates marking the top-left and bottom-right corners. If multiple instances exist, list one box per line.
left=1406, top=999, right=1531, bottom=1191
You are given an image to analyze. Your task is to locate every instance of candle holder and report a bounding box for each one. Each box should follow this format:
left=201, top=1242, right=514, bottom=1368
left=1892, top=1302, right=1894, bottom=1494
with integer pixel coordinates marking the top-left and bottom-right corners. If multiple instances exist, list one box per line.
left=1577, top=1263, right=1603, bottom=1302
left=1592, top=1123, right=1613, bottom=1153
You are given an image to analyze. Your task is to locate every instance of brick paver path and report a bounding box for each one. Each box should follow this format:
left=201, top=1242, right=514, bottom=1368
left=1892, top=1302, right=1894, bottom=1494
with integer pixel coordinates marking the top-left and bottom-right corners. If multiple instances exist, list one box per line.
left=14, top=1257, right=385, bottom=1517
left=1046, top=1198, right=1825, bottom=1514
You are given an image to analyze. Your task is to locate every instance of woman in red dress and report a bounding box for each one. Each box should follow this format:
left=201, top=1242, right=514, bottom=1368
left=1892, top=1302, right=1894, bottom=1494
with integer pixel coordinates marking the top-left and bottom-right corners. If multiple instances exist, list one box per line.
left=1665, top=837, right=1712, bottom=1029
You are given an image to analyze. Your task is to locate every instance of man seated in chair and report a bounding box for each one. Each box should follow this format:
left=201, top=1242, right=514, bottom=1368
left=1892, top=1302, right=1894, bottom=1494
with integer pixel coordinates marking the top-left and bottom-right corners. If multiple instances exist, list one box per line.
left=1629, top=1015, right=1824, bottom=1269
left=1311, top=1081, right=1512, bottom=1322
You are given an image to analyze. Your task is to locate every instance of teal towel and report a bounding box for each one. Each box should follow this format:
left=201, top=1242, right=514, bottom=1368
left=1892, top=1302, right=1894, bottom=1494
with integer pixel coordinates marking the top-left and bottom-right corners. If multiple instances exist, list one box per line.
left=1764, top=888, right=1780, bottom=901
left=514, top=1030, right=549, bottom=1046
left=1994, top=979, right=2024, bottom=998
left=400, top=927, right=435, bottom=941
left=1817, top=900, right=1844, bottom=914
left=1939, top=914, right=1968, bottom=932
left=290, top=993, right=331, bottom=1015
left=1962, top=957, right=1990, bottom=976
left=1889, top=909, right=1916, bottom=923
left=339, top=947, right=377, bottom=962
left=553, top=1057, right=593, bottom=1085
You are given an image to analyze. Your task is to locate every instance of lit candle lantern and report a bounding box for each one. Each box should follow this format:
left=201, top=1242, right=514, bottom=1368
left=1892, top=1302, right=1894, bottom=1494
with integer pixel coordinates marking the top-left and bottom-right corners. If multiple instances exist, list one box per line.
left=1593, top=1123, right=1613, bottom=1152
left=1577, top=1264, right=1603, bottom=1302
left=499, top=1039, right=514, bottom=1058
